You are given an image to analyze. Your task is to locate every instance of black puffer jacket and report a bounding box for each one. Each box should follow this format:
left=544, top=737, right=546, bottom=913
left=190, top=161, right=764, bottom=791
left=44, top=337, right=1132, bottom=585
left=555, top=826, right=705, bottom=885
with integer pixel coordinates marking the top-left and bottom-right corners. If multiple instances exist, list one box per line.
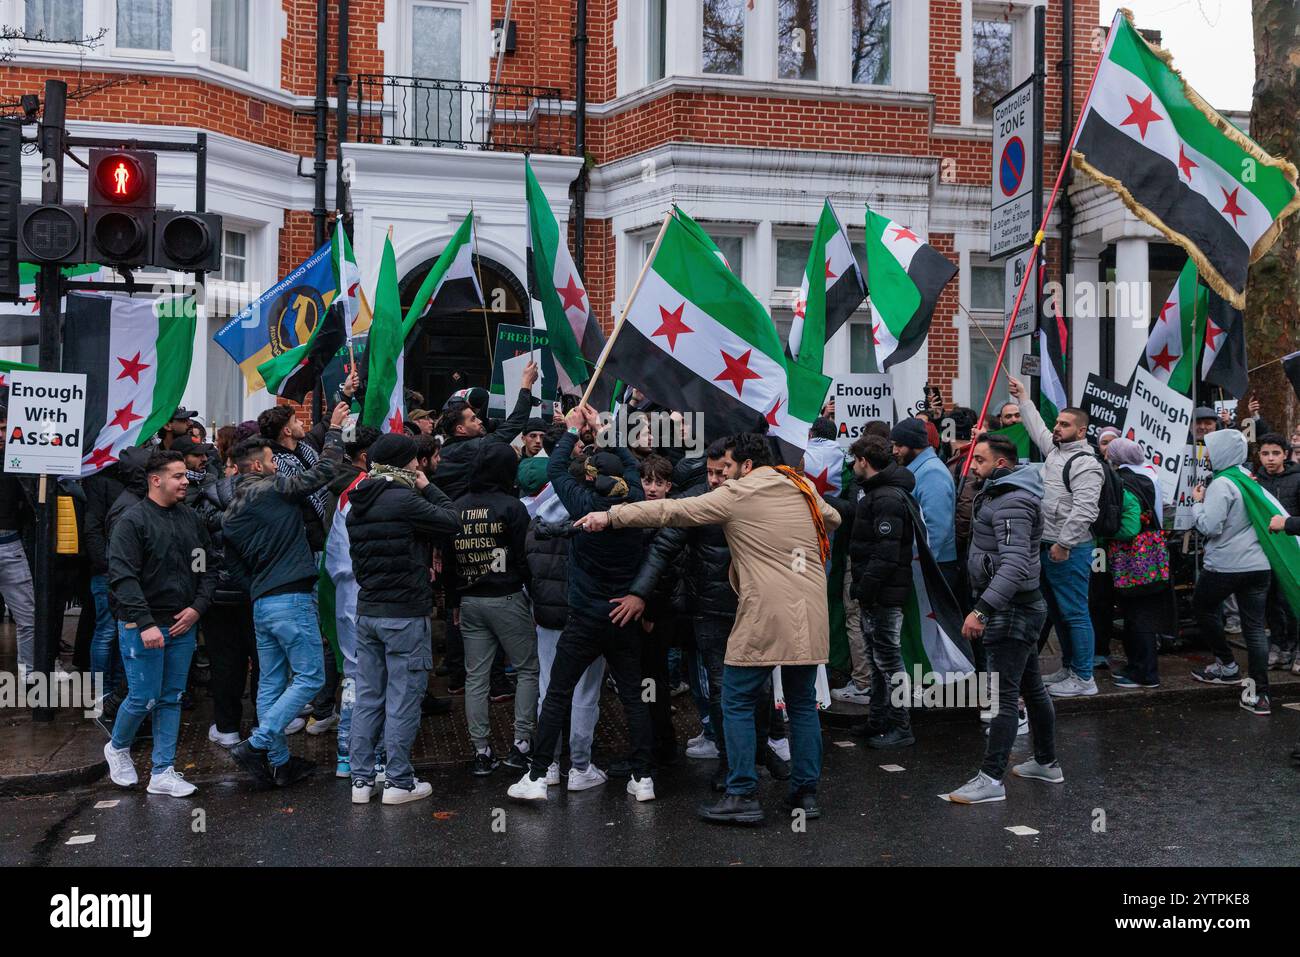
left=348, top=471, right=460, bottom=618
left=848, top=463, right=916, bottom=608
left=1255, top=462, right=1300, bottom=516
left=208, top=475, right=250, bottom=605
left=628, top=477, right=736, bottom=620
left=83, top=464, right=126, bottom=575
left=434, top=388, right=534, bottom=500
left=524, top=497, right=570, bottom=630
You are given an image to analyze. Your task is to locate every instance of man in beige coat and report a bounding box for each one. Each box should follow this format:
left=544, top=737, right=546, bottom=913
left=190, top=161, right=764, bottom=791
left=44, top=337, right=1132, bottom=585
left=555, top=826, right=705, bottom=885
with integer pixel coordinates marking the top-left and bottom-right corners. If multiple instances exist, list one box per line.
left=576, top=432, right=840, bottom=826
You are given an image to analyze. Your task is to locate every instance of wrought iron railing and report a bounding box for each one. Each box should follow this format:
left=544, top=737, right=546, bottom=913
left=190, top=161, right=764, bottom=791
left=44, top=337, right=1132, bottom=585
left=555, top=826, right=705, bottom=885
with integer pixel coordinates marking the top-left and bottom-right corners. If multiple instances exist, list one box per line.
left=354, top=75, right=568, bottom=154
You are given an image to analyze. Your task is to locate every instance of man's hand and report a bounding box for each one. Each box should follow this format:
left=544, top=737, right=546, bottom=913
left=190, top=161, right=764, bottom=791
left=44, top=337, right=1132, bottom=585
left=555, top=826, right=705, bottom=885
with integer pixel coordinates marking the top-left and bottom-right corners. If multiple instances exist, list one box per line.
left=1007, top=376, right=1026, bottom=401
left=579, top=402, right=602, bottom=431
left=574, top=511, right=611, bottom=532
left=330, top=401, right=351, bottom=428
left=1269, top=514, right=1287, bottom=533
left=609, top=594, right=646, bottom=626
left=821, top=397, right=835, bottom=418
left=171, top=607, right=200, bottom=634
left=521, top=359, right=539, bottom=391
left=141, top=625, right=165, bottom=649
left=341, top=370, right=360, bottom=398
left=564, top=405, right=585, bottom=430
left=1192, top=483, right=1205, bottom=504
left=1048, top=543, right=1069, bottom=563
left=961, top=612, right=986, bottom=640
left=1249, top=397, right=1261, bottom=418
left=414, top=468, right=429, bottom=490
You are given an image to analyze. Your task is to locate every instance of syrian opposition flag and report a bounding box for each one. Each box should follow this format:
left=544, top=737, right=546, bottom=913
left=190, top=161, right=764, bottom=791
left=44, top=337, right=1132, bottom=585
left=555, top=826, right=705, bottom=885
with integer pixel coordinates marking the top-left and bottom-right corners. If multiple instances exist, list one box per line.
left=1073, top=10, right=1300, bottom=310
left=62, top=293, right=196, bottom=477
left=361, top=232, right=406, bottom=433
left=402, top=212, right=483, bottom=339
left=0, top=358, right=37, bottom=390
left=1201, top=287, right=1249, bottom=399
left=319, top=471, right=365, bottom=670
left=331, top=218, right=373, bottom=340
left=601, top=210, right=831, bottom=465
left=1140, top=258, right=1207, bottom=393
left=256, top=300, right=348, bottom=402
left=897, top=496, right=974, bottom=687
left=788, top=199, right=867, bottom=375
left=525, top=159, right=612, bottom=410
left=862, top=207, right=957, bottom=370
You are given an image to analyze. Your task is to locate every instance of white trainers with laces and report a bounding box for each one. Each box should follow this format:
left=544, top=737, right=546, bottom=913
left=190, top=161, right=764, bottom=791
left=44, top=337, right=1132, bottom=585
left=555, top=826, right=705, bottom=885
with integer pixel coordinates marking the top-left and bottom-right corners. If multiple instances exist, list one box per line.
left=381, top=779, right=433, bottom=805
left=830, top=682, right=872, bottom=705
left=507, top=771, right=548, bottom=802
left=567, top=764, right=608, bottom=791
left=685, top=734, right=719, bottom=759
left=1041, top=667, right=1071, bottom=685
left=626, top=775, right=656, bottom=802
left=208, top=724, right=240, bottom=748
left=104, top=741, right=138, bottom=787
left=1048, top=674, right=1098, bottom=698
left=545, top=762, right=561, bottom=786
left=146, top=766, right=197, bottom=797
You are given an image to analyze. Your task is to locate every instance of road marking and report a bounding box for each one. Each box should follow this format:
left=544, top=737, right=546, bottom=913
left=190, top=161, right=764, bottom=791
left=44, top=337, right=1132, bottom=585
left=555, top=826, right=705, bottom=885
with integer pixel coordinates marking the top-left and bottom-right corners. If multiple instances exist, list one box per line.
left=66, top=834, right=96, bottom=845
left=1282, top=702, right=1300, bottom=712
left=879, top=764, right=906, bottom=772
left=1005, top=825, right=1039, bottom=836
left=832, top=740, right=855, bottom=748
left=93, top=800, right=119, bottom=809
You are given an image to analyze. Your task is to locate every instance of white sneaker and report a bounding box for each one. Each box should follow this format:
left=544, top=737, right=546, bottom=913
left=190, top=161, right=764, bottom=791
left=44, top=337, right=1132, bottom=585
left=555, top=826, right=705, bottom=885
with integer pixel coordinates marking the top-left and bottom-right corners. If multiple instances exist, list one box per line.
left=627, top=775, right=656, bottom=802
left=1048, top=674, right=1098, bottom=698
left=284, top=716, right=307, bottom=735
left=567, top=764, right=608, bottom=791
left=830, top=682, right=872, bottom=704
left=306, top=712, right=339, bottom=735
left=351, top=780, right=374, bottom=804
left=207, top=724, right=240, bottom=748
left=381, top=779, right=433, bottom=805
left=1041, top=667, right=1071, bottom=685
left=146, top=766, right=197, bottom=797
left=507, top=771, right=548, bottom=801
left=545, top=762, right=561, bottom=786
left=767, top=737, right=791, bottom=762
left=685, top=735, right=719, bottom=760
left=103, top=741, right=138, bottom=787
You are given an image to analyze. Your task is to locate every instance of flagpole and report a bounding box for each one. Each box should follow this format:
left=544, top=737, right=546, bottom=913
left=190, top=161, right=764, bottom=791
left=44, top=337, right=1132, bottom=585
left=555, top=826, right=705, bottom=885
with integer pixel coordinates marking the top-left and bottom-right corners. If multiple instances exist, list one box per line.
left=579, top=210, right=673, bottom=407
left=468, top=203, right=494, bottom=368
left=337, top=211, right=357, bottom=373
left=961, top=28, right=1109, bottom=479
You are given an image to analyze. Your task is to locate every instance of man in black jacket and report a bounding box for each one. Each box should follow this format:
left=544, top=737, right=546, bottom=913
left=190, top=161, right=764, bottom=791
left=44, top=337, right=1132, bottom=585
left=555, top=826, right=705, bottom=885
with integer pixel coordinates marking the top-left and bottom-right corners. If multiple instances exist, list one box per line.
left=1256, top=433, right=1300, bottom=669
left=847, top=434, right=917, bottom=750
left=103, top=450, right=216, bottom=798
left=223, top=401, right=349, bottom=789
left=447, top=441, right=540, bottom=776
left=508, top=402, right=655, bottom=802
left=347, top=433, right=460, bottom=805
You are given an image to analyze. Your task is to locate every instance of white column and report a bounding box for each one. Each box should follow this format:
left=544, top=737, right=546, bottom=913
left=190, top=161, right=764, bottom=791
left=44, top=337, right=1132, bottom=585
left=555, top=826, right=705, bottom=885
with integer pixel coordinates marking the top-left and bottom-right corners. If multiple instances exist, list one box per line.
left=664, top=0, right=697, bottom=76
left=1113, top=237, right=1150, bottom=386
left=1069, top=251, right=1101, bottom=400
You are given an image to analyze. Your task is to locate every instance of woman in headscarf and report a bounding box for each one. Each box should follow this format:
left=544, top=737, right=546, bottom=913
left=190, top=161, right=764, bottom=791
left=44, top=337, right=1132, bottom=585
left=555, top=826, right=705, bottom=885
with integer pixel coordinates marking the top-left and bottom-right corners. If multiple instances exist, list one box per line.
left=1086, top=427, right=1126, bottom=671
left=1104, top=438, right=1172, bottom=689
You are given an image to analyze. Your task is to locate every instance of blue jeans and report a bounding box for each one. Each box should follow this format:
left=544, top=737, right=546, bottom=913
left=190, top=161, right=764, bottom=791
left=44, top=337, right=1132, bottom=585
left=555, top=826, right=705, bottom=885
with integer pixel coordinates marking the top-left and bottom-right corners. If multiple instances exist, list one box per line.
left=88, top=575, right=123, bottom=694
left=111, top=622, right=196, bottom=774
left=1041, top=543, right=1095, bottom=681
left=250, top=592, right=325, bottom=767
left=722, top=664, right=822, bottom=798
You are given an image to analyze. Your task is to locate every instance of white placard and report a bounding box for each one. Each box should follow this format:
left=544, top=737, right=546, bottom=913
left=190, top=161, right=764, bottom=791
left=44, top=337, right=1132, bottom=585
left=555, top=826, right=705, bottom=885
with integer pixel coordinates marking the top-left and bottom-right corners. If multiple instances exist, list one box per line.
left=3, top=371, right=88, bottom=476
left=1173, top=442, right=1212, bottom=531
left=1120, top=365, right=1194, bottom=505
left=491, top=348, right=544, bottom=416
left=830, top=373, right=894, bottom=448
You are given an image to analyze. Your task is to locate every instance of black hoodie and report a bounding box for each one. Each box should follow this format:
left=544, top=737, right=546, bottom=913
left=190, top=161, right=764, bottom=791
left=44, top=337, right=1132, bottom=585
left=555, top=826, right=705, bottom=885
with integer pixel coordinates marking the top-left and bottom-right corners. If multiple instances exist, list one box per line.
left=447, top=442, right=531, bottom=602
left=848, top=462, right=917, bottom=608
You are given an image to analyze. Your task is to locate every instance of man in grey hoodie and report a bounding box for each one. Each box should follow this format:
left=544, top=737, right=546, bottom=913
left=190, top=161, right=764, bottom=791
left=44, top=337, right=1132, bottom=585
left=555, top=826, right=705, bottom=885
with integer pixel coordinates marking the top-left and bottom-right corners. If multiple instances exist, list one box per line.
left=1190, top=428, right=1272, bottom=714
left=947, top=433, right=1061, bottom=804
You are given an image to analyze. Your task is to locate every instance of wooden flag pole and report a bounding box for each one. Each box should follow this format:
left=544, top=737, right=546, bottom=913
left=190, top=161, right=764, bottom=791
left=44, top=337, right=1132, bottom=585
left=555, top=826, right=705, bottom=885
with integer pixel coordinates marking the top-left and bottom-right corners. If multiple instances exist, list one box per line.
left=579, top=209, right=673, bottom=407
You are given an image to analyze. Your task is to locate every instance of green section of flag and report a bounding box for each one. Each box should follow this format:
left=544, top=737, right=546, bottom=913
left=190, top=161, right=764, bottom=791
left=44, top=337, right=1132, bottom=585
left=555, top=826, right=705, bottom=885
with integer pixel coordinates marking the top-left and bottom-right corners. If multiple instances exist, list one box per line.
left=526, top=160, right=589, bottom=388
left=1168, top=259, right=1208, bottom=395
left=362, top=235, right=403, bottom=430
left=402, top=213, right=475, bottom=339
left=137, top=298, right=197, bottom=443
left=863, top=210, right=921, bottom=339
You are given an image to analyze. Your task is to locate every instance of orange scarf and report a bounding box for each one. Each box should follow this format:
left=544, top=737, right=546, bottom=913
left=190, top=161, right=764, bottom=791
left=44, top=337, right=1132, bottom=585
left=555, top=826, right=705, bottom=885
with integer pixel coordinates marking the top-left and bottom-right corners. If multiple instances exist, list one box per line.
left=773, top=465, right=831, bottom=564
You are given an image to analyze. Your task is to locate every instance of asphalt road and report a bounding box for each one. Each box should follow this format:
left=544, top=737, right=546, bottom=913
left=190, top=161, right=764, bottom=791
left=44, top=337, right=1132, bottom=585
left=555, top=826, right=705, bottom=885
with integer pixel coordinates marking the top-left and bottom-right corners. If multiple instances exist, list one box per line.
left=4, top=697, right=1298, bottom=867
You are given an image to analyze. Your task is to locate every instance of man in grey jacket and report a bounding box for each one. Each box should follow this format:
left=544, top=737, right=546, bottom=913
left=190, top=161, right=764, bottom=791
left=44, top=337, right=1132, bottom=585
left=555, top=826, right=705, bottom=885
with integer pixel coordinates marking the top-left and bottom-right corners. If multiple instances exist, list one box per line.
left=1008, top=376, right=1102, bottom=697
left=1190, top=429, right=1272, bottom=714
left=947, top=433, right=1060, bottom=804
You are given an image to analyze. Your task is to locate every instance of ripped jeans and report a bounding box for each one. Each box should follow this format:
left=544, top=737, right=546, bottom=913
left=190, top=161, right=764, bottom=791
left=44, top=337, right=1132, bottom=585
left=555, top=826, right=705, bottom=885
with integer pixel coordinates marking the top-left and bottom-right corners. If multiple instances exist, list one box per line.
left=111, top=622, right=197, bottom=775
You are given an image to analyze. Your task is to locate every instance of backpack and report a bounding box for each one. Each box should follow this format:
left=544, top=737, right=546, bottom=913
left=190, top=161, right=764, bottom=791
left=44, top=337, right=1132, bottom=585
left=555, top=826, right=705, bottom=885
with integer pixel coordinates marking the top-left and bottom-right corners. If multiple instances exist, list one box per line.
left=1063, top=451, right=1124, bottom=539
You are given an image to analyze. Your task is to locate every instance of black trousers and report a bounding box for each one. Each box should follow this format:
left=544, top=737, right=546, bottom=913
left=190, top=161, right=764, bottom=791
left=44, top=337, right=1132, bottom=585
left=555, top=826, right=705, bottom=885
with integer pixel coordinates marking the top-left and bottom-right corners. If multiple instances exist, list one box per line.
left=204, top=601, right=259, bottom=734
left=530, top=611, right=652, bottom=779
left=641, top=614, right=678, bottom=756
left=1117, top=589, right=1167, bottom=686
left=980, top=598, right=1054, bottom=780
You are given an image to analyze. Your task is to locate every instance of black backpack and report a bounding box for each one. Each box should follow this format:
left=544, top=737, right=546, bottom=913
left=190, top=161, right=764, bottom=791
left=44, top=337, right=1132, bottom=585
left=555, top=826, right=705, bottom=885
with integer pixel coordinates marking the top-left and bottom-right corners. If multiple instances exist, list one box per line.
left=1063, top=451, right=1125, bottom=539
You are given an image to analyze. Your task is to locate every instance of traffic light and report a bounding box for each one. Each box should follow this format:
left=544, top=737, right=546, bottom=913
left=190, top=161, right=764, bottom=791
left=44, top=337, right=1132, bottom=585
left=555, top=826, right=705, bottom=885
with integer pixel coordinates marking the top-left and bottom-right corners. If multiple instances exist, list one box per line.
left=0, top=118, right=21, bottom=301
left=154, top=210, right=222, bottom=272
left=16, top=203, right=85, bottom=264
left=87, top=148, right=156, bottom=266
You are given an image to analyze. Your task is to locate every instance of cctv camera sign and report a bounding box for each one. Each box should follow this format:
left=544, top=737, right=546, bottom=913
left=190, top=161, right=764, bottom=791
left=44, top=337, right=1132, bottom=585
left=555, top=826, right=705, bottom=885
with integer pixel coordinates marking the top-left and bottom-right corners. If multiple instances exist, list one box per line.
left=3, top=371, right=88, bottom=475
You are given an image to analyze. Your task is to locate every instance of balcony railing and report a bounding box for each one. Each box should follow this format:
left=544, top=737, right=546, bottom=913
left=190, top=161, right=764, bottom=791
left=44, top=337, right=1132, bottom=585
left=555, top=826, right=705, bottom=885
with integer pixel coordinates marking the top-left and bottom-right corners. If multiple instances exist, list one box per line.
left=354, top=75, right=569, bottom=154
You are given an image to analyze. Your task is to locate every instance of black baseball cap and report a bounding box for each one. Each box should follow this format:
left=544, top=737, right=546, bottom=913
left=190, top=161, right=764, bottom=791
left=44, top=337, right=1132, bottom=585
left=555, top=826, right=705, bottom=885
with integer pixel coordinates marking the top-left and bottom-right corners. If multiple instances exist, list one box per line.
left=171, top=407, right=198, bottom=422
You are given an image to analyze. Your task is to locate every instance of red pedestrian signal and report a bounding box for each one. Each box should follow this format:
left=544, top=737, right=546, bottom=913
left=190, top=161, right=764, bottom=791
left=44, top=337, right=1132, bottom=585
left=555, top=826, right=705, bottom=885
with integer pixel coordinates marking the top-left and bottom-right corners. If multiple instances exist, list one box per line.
left=96, top=153, right=146, bottom=204
left=87, top=149, right=155, bottom=266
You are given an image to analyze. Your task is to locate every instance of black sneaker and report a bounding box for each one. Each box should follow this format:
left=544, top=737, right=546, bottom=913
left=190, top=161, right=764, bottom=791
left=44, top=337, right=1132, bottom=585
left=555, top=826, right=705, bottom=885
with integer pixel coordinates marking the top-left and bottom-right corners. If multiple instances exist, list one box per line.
left=229, top=739, right=275, bottom=787
left=866, top=727, right=916, bottom=750
left=782, top=790, right=821, bottom=820
left=471, top=749, right=499, bottom=776
left=849, top=719, right=886, bottom=738
left=1240, top=693, right=1271, bottom=716
left=760, top=743, right=791, bottom=781
left=501, top=743, right=531, bottom=770
left=488, top=683, right=515, bottom=703
left=697, top=793, right=765, bottom=826
left=273, top=755, right=317, bottom=787
left=421, top=693, right=452, bottom=716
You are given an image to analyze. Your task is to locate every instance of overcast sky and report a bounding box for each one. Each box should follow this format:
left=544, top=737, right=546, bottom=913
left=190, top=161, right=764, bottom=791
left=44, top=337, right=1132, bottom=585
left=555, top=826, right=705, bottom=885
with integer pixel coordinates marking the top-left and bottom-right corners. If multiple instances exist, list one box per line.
left=1101, top=0, right=1254, bottom=113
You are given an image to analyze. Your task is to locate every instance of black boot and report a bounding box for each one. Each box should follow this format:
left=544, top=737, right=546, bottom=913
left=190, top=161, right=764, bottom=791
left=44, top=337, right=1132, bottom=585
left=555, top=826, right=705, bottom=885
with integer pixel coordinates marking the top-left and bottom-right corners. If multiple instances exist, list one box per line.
left=273, top=755, right=316, bottom=787
left=698, top=793, right=765, bottom=825
left=230, top=739, right=275, bottom=787
left=865, top=726, right=915, bottom=750
left=421, top=693, right=452, bottom=716
left=782, top=790, right=821, bottom=820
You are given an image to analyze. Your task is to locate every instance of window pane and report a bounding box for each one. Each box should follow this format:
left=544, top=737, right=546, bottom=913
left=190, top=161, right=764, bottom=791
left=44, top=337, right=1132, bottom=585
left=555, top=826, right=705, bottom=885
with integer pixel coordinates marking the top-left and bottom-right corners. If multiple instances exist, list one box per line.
left=221, top=231, right=247, bottom=283
left=206, top=313, right=243, bottom=433
left=25, top=0, right=82, bottom=40
left=849, top=320, right=880, bottom=374
left=971, top=265, right=1002, bottom=310
left=973, top=18, right=1013, bottom=122
left=702, top=0, right=745, bottom=75
left=970, top=328, right=1009, bottom=417
left=851, top=0, right=891, bottom=85
left=647, top=0, right=666, bottom=82
left=776, top=238, right=812, bottom=288
left=412, top=5, right=463, bottom=143
left=117, top=0, right=171, bottom=50
left=714, top=235, right=743, bottom=280
left=778, top=0, right=817, bottom=81
left=211, top=0, right=249, bottom=70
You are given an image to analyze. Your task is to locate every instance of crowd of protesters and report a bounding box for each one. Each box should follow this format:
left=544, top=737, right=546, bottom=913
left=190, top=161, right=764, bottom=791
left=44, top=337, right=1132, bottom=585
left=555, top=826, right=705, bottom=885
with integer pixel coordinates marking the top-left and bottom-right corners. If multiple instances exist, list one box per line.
left=4, top=360, right=1300, bottom=823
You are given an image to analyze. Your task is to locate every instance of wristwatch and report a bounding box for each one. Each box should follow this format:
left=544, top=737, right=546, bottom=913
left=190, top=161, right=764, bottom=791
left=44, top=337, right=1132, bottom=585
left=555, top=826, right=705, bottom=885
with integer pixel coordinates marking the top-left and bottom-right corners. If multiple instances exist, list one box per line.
left=567, top=426, right=580, bottom=436
left=973, top=610, right=988, bottom=625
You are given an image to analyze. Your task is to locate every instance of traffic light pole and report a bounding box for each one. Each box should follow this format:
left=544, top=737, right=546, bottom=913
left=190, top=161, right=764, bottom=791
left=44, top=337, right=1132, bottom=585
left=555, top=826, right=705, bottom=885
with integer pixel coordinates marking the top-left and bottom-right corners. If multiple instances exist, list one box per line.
left=31, top=79, right=67, bottom=722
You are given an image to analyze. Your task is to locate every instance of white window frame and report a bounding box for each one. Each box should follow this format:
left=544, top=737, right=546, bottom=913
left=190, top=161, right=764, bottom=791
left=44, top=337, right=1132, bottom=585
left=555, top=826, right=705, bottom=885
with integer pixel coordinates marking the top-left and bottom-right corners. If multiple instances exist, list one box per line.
left=9, top=0, right=91, bottom=51
left=219, top=227, right=250, bottom=283
left=966, top=0, right=1036, bottom=128
left=109, top=0, right=177, bottom=58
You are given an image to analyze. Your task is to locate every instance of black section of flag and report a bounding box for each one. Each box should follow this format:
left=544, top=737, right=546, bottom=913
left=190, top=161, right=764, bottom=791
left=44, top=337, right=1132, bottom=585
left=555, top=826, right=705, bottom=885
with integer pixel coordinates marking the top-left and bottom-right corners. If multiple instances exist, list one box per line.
left=1201, top=289, right=1248, bottom=399
left=61, top=294, right=113, bottom=444
left=882, top=243, right=958, bottom=370
left=275, top=301, right=348, bottom=402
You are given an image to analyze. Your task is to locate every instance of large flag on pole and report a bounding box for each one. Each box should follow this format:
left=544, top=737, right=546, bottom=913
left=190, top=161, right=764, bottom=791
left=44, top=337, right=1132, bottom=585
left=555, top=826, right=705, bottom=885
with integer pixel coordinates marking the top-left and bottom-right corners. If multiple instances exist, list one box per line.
left=1072, top=10, right=1300, bottom=310
left=601, top=211, right=831, bottom=465
left=1201, top=287, right=1249, bottom=399
left=1140, top=258, right=1207, bottom=393
left=361, top=232, right=405, bottom=433
left=331, top=218, right=372, bottom=341
left=257, top=300, right=348, bottom=402
left=862, top=207, right=957, bottom=370
left=788, top=199, right=867, bottom=374
left=401, top=212, right=484, bottom=340
left=525, top=159, right=612, bottom=410
left=63, top=293, right=196, bottom=476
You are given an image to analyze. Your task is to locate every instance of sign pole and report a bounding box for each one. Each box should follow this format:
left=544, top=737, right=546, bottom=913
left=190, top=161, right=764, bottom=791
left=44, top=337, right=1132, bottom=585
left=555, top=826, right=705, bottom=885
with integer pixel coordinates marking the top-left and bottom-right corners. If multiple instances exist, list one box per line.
left=1030, top=6, right=1046, bottom=418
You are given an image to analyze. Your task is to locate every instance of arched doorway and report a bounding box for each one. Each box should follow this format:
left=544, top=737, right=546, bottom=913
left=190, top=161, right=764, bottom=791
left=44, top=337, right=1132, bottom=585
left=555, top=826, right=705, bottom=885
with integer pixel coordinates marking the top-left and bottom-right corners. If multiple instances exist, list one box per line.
left=399, top=254, right=529, bottom=410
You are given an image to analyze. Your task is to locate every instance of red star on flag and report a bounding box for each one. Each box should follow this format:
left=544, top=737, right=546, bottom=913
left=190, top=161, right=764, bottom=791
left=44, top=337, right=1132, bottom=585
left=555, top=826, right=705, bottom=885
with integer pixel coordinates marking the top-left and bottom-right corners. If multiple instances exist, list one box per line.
left=765, top=397, right=784, bottom=428
left=651, top=302, right=693, bottom=351
left=871, top=323, right=882, bottom=346
left=346, top=280, right=359, bottom=297
left=714, top=348, right=762, bottom=397
left=557, top=274, right=587, bottom=313
left=1177, top=143, right=1197, bottom=181
left=86, top=446, right=118, bottom=470
left=890, top=225, right=919, bottom=243
left=109, top=400, right=144, bottom=431
left=1158, top=300, right=1176, bottom=324
left=1220, top=186, right=1247, bottom=228
left=1120, top=92, right=1163, bottom=139
left=388, top=409, right=404, bottom=434
left=808, top=466, right=834, bottom=496
left=0, top=374, right=6, bottom=388
left=116, top=351, right=150, bottom=384
left=793, top=299, right=807, bottom=321
left=1205, top=319, right=1226, bottom=351
left=824, top=258, right=838, bottom=281
left=1149, top=344, right=1179, bottom=372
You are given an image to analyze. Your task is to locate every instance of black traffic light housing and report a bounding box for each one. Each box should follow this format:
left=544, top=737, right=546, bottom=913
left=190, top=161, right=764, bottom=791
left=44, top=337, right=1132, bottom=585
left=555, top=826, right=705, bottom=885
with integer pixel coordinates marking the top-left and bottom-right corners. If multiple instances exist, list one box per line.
left=16, top=203, right=86, bottom=264
left=154, top=210, right=222, bottom=272
left=0, top=118, right=22, bottom=301
left=87, top=148, right=156, bottom=267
